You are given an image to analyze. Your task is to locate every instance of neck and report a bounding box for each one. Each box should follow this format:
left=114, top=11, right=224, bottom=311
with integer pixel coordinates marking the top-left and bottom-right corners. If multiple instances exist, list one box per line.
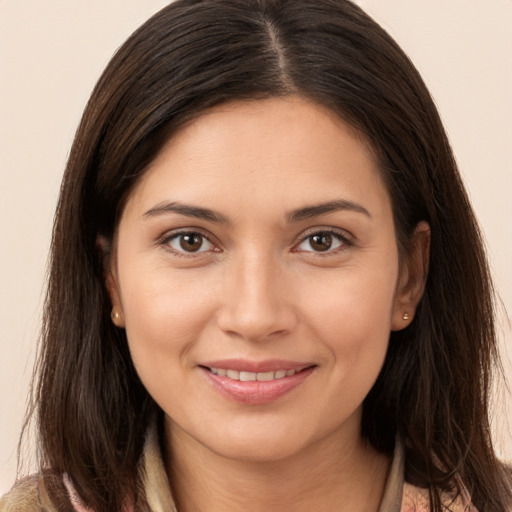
left=164, top=417, right=390, bottom=512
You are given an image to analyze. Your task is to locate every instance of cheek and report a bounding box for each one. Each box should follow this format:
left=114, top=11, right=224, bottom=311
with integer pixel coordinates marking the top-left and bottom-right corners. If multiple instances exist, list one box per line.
left=117, top=265, right=222, bottom=417
left=117, top=262, right=217, bottom=367
left=295, top=260, right=398, bottom=383
left=299, top=262, right=398, bottom=337
left=299, top=271, right=395, bottom=423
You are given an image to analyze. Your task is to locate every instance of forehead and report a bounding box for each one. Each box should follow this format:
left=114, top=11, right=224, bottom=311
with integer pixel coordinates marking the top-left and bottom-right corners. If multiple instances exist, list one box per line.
left=123, top=96, right=390, bottom=220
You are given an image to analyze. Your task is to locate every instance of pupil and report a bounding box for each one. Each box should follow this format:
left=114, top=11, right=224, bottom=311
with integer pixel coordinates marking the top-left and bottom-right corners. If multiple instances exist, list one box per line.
left=311, top=233, right=332, bottom=251
left=180, top=234, right=202, bottom=252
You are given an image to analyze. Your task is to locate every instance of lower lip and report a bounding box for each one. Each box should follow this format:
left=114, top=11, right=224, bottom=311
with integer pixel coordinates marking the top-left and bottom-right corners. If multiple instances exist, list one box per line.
left=201, top=367, right=315, bottom=405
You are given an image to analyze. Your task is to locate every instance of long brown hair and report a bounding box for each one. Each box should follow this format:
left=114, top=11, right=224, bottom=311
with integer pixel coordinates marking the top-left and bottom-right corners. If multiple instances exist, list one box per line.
left=25, top=0, right=511, bottom=510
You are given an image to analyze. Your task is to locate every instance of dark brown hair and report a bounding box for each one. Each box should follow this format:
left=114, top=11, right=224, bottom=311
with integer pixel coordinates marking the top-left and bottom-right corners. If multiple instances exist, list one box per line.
left=25, top=0, right=511, bottom=510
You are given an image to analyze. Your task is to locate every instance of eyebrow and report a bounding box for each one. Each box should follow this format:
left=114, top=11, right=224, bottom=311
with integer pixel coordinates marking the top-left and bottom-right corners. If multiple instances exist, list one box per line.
left=287, top=199, right=371, bottom=222
left=143, top=198, right=370, bottom=224
left=143, top=201, right=231, bottom=224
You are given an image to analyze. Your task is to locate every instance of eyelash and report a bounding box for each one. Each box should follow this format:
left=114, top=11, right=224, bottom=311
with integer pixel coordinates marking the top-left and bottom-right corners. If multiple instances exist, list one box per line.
left=293, top=228, right=353, bottom=256
left=158, top=228, right=354, bottom=258
left=158, top=229, right=218, bottom=258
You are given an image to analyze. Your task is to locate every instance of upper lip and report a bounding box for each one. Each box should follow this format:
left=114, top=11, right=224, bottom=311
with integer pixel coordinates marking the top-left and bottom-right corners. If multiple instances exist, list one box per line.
left=200, top=359, right=315, bottom=373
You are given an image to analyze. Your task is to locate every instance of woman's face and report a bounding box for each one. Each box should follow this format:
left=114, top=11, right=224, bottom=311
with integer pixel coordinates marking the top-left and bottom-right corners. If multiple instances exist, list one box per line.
left=108, top=96, right=425, bottom=462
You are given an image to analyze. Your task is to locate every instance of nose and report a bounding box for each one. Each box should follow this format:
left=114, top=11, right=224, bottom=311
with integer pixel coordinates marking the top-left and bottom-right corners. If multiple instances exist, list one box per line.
left=216, top=250, right=297, bottom=343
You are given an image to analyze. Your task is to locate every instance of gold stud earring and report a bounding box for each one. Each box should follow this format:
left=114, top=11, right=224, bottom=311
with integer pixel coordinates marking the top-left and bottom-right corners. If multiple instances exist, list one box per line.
left=111, top=309, right=121, bottom=323
left=403, top=313, right=410, bottom=321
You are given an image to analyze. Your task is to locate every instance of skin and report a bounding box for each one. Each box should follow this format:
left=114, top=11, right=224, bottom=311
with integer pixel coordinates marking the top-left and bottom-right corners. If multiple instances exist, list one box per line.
left=106, top=96, right=429, bottom=511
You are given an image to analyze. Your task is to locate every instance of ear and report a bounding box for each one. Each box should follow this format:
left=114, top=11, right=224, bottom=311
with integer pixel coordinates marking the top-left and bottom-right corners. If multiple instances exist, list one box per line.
left=391, top=221, right=430, bottom=330
left=96, top=235, right=125, bottom=328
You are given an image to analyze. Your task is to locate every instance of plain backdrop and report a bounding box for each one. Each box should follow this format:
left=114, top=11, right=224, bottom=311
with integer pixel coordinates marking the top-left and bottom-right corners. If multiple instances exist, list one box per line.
left=1, top=0, right=511, bottom=493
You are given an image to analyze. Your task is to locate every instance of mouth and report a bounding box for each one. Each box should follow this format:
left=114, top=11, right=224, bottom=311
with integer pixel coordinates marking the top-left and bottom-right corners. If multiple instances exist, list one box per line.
left=199, top=361, right=316, bottom=405
left=204, top=366, right=310, bottom=382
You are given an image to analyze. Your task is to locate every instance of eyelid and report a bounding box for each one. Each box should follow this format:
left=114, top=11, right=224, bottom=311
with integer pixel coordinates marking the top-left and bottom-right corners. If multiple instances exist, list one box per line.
left=156, top=226, right=354, bottom=257
left=157, top=228, right=221, bottom=256
left=292, top=227, right=355, bottom=253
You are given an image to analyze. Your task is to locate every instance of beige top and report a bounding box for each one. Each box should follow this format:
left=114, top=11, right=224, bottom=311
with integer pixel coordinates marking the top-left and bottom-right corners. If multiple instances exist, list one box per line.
left=1, top=423, right=477, bottom=512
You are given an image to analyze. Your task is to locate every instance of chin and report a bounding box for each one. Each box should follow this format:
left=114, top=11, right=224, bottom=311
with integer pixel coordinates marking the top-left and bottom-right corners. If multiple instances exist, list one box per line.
left=209, top=434, right=308, bottom=464
left=170, top=416, right=314, bottom=464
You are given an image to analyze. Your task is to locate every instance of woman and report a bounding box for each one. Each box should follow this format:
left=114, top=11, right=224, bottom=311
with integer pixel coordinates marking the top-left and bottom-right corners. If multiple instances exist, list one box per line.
left=1, top=0, right=511, bottom=511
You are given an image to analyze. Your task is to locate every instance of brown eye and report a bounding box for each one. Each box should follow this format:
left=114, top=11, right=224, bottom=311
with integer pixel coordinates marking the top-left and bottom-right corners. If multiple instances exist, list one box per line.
left=180, top=233, right=203, bottom=252
left=168, top=232, right=214, bottom=253
left=297, top=231, right=346, bottom=253
left=309, top=233, right=333, bottom=252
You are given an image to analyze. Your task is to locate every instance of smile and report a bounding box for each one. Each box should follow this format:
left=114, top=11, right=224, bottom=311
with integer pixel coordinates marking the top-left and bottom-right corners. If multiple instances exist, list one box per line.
left=200, top=362, right=316, bottom=405
left=208, top=367, right=304, bottom=381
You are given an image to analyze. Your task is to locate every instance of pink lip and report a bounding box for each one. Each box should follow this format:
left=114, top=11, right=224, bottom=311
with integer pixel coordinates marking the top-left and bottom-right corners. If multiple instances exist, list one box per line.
left=199, top=359, right=316, bottom=405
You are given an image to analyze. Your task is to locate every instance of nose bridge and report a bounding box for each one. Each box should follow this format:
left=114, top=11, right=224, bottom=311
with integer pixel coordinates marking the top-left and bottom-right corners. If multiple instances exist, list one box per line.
left=217, top=245, right=295, bottom=341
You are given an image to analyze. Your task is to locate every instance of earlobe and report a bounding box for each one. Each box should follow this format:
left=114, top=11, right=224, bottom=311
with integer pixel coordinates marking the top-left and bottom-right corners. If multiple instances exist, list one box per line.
left=391, top=221, right=430, bottom=331
left=111, top=307, right=125, bottom=328
left=106, top=269, right=125, bottom=328
left=96, top=235, right=126, bottom=328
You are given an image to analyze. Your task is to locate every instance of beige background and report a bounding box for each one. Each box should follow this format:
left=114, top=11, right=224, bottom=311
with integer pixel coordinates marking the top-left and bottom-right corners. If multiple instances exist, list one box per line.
left=1, top=0, right=510, bottom=493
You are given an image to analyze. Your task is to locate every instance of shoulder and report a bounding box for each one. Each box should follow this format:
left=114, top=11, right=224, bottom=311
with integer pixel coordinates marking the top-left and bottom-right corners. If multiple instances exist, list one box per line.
left=0, top=476, right=42, bottom=512
left=0, top=473, right=75, bottom=512
left=401, top=481, right=479, bottom=512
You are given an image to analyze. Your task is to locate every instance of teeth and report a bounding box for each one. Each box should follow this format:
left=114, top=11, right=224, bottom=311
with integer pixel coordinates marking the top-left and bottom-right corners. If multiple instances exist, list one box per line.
left=256, top=371, right=274, bottom=381
left=209, top=367, right=302, bottom=381
left=239, top=371, right=257, bottom=382
left=226, top=369, right=240, bottom=380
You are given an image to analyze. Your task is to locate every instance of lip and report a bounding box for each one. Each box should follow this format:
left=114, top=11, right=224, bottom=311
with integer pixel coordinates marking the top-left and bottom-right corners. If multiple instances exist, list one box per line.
left=199, top=359, right=316, bottom=405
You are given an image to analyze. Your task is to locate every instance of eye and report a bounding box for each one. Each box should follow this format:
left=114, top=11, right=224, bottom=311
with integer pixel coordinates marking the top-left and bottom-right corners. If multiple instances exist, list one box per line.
left=167, top=232, right=215, bottom=254
left=296, top=230, right=348, bottom=253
